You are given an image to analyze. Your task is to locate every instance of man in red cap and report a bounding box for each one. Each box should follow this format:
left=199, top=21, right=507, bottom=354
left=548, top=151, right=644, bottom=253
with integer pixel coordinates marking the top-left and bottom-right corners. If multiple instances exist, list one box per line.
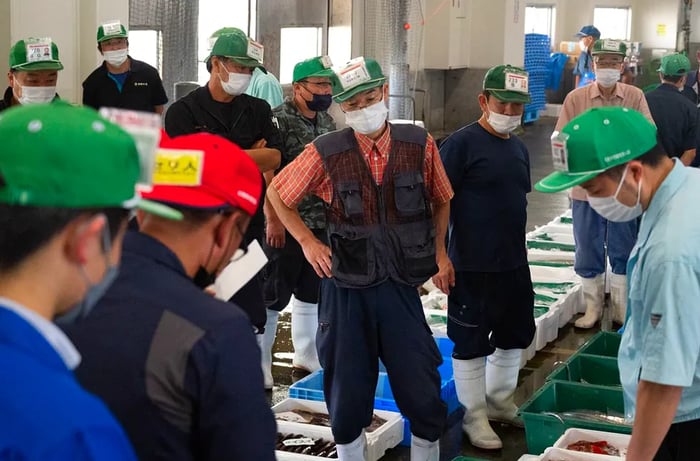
left=63, top=133, right=276, bottom=460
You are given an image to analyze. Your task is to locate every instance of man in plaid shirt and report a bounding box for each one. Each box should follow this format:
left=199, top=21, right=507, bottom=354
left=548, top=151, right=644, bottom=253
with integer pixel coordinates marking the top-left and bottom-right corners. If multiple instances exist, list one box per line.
left=268, top=57, right=453, bottom=461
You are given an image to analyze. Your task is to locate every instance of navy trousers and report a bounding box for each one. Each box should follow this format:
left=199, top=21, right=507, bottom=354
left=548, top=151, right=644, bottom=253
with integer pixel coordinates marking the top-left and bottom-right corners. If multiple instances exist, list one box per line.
left=317, top=279, right=447, bottom=444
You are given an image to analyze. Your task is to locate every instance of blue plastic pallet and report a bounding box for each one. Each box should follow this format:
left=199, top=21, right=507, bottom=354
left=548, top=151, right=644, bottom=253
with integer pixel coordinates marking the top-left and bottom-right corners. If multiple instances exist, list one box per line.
left=289, top=337, right=459, bottom=446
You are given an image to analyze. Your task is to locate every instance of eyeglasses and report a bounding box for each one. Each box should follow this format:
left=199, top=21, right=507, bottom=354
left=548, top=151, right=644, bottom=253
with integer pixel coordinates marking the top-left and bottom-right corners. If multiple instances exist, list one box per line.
left=230, top=222, right=249, bottom=262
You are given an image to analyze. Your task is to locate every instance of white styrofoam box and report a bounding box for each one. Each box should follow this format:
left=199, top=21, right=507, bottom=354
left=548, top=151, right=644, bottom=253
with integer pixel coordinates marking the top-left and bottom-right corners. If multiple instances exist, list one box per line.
left=530, top=265, right=578, bottom=284
left=421, top=291, right=447, bottom=310
left=540, top=223, right=574, bottom=235
left=544, top=308, right=560, bottom=344
left=553, top=428, right=629, bottom=458
left=528, top=248, right=576, bottom=263
left=518, top=455, right=542, bottom=461
left=273, top=398, right=403, bottom=461
left=529, top=232, right=575, bottom=246
left=424, top=308, right=448, bottom=338
left=541, top=447, right=622, bottom=461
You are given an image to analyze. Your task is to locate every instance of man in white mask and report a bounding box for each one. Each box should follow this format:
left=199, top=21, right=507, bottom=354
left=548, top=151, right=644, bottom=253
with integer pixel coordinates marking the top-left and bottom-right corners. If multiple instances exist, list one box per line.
left=573, top=25, right=600, bottom=88
left=165, top=29, right=281, bottom=341
left=438, top=64, right=535, bottom=450
left=1, top=37, right=62, bottom=111
left=82, top=21, right=168, bottom=114
left=267, top=57, right=453, bottom=460
left=556, top=39, right=653, bottom=329
left=537, top=106, right=700, bottom=461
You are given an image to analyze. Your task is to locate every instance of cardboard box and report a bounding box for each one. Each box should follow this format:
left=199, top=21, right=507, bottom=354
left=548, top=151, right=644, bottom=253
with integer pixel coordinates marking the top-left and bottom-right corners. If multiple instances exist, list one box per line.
left=560, top=41, right=581, bottom=55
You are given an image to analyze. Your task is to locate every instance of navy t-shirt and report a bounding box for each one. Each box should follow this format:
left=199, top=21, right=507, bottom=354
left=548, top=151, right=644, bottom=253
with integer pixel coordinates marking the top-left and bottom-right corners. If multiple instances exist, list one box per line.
left=439, top=122, right=531, bottom=272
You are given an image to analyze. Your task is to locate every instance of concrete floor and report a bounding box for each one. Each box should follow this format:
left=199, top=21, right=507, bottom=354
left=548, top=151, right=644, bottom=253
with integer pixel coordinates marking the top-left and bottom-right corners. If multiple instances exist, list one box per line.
left=268, top=116, right=594, bottom=460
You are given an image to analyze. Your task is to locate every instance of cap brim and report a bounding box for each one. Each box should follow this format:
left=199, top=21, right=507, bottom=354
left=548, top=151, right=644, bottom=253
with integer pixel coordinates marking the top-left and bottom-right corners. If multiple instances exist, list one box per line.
left=229, top=57, right=267, bottom=73
left=333, top=77, right=386, bottom=103
left=13, top=61, right=64, bottom=71
left=98, top=34, right=128, bottom=42
left=135, top=199, right=184, bottom=220
left=535, top=171, right=601, bottom=193
left=490, top=90, right=531, bottom=104
left=303, top=68, right=335, bottom=80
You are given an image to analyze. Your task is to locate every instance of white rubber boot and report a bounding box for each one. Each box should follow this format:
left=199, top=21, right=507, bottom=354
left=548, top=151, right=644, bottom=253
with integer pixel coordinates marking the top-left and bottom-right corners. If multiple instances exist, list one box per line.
left=410, top=435, right=439, bottom=461
left=453, top=357, right=502, bottom=450
left=291, top=298, right=321, bottom=372
left=336, top=430, right=367, bottom=461
left=574, top=274, right=605, bottom=329
left=610, top=273, right=627, bottom=325
left=259, top=309, right=279, bottom=390
left=486, top=348, right=523, bottom=427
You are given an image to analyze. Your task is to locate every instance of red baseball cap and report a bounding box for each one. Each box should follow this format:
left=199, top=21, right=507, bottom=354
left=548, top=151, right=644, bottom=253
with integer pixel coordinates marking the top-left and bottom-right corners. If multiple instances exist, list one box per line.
left=141, top=132, right=262, bottom=216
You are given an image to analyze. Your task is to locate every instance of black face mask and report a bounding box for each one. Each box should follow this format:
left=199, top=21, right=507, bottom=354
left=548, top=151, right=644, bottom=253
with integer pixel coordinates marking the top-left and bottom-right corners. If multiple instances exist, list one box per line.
left=305, top=93, right=333, bottom=112
left=192, top=233, right=249, bottom=290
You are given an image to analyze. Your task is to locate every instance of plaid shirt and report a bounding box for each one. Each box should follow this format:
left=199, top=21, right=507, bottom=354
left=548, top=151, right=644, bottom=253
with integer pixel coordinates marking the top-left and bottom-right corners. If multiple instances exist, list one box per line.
left=273, top=125, right=454, bottom=207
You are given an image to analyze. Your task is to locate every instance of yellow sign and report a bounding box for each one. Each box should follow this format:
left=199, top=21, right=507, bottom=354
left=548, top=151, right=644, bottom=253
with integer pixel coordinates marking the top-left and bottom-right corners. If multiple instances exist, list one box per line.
left=657, top=24, right=667, bottom=37
left=152, top=148, right=204, bottom=186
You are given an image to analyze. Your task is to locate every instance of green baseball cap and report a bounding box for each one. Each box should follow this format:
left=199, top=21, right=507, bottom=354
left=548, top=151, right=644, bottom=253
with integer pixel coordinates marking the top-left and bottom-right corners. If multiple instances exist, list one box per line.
left=331, top=57, right=386, bottom=103
left=9, top=38, right=63, bottom=71
left=483, top=65, right=531, bottom=103
left=0, top=102, right=178, bottom=219
left=97, top=21, right=128, bottom=43
left=657, top=53, right=691, bottom=77
left=591, top=39, right=627, bottom=56
left=209, top=31, right=266, bottom=72
left=535, top=107, right=657, bottom=193
left=293, top=56, right=334, bottom=82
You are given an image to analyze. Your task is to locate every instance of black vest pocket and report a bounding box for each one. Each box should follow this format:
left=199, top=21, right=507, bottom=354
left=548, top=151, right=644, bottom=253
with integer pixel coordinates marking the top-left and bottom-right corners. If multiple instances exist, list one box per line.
left=396, top=223, right=437, bottom=282
left=329, top=229, right=376, bottom=285
left=394, top=171, right=426, bottom=217
left=337, top=181, right=364, bottom=219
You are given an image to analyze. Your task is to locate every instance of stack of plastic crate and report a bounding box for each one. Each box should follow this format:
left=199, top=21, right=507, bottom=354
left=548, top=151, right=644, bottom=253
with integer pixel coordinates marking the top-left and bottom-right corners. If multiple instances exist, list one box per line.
left=523, top=33, right=550, bottom=124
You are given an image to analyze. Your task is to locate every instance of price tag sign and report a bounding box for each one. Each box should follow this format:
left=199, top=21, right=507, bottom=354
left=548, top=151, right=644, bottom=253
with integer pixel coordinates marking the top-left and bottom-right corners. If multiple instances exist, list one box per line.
left=550, top=132, right=569, bottom=172
left=505, top=72, right=528, bottom=93
left=25, top=38, right=53, bottom=63
left=246, top=39, right=264, bottom=63
left=335, top=57, right=371, bottom=90
left=99, top=108, right=162, bottom=188
left=320, top=55, right=333, bottom=69
left=152, top=149, right=204, bottom=186
left=282, top=437, right=316, bottom=447
left=101, top=20, right=123, bottom=37
left=602, top=39, right=621, bottom=53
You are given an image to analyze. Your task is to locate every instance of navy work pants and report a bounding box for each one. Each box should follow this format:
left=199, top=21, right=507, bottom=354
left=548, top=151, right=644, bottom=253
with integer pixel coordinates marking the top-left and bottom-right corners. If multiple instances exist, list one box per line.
left=317, top=279, right=447, bottom=444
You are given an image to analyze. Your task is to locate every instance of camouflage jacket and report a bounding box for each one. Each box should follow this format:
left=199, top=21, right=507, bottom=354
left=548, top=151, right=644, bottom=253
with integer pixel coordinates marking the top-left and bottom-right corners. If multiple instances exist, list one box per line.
left=273, top=97, right=336, bottom=229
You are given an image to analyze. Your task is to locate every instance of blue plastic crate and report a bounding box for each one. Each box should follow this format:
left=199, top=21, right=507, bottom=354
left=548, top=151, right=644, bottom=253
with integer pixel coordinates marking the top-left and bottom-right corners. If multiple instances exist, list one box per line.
left=523, top=110, right=540, bottom=124
left=289, top=337, right=459, bottom=447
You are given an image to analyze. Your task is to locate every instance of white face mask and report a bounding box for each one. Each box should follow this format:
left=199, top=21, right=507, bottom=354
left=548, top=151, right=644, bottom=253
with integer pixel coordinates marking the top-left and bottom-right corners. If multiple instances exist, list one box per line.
left=588, top=165, right=643, bottom=222
left=596, top=68, right=621, bottom=88
left=487, top=111, right=521, bottom=134
left=345, top=100, right=389, bottom=135
left=103, top=49, right=128, bottom=67
left=579, top=40, right=588, bottom=52
left=219, top=68, right=252, bottom=96
left=16, top=85, right=56, bottom=105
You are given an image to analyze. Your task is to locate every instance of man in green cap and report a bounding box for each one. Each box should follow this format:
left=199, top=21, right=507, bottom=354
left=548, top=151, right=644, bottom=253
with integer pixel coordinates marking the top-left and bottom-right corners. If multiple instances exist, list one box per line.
left=438, top=64, right=535, bottom=450
left=645, top=53, right=697, bottom=166
left=164, top=29, right=281, bottom=336
left=537, top=106, right=700, bottom=460
left=258, top=55, right=336, bottom=389
left=557, top=39, right=653, bottom=330
left=82, top=20, right=168, bottom=114
left=0, top=102, right=145, bottom=459
left=1, top=37, right=62, bottom=111
left=268, top=56, right=452, bottom=460
left=205, top=27, right=283, bottom=108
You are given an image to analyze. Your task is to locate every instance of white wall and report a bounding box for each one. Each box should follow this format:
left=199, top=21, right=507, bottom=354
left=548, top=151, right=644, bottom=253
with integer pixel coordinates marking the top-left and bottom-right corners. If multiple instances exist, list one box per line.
left=8, top=0, right=128, bottom=104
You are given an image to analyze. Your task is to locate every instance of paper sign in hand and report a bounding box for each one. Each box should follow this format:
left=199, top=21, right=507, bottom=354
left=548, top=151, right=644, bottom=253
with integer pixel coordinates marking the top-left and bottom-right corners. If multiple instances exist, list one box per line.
left=214, top=239, right=268, bottom=301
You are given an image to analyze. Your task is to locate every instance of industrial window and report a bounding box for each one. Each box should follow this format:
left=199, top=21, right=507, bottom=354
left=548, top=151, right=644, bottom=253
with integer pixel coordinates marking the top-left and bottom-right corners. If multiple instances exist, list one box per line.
left=524, top=5, right=556, bottom=39
left=593, top=7, right=632, bottom=41
left=279, top=27, right=323, bottom=84
left=198, top=0, right=251, bottom=84
left=128, top=30, right=162, bottom=77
